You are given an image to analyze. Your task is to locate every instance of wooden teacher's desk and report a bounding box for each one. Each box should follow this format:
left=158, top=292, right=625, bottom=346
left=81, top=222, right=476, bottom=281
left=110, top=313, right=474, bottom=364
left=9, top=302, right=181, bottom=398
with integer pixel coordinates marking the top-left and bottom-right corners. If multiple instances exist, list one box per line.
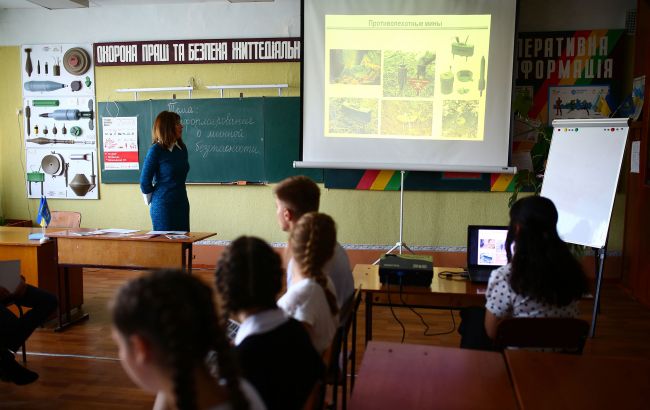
left=349, top=341, right=517, bottom=410
left=0, top=226, right=83, bottom=314
left=47, top=229, right=215, bottom=272
left=505, top=350, right=650, bottom=410
left=46, top=229, right=216, bottom=330
left=353, top=264, right=485, bottom=343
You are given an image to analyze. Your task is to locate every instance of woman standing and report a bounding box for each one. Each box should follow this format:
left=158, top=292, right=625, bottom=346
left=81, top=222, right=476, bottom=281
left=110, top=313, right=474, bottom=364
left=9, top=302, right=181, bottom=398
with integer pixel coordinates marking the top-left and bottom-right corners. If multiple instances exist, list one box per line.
left=140, top=111, right=190, bottom=231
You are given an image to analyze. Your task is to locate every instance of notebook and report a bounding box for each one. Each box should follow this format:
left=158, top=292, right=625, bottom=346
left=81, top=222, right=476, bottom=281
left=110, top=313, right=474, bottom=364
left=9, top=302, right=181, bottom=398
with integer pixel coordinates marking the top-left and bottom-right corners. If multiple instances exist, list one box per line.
left=466, top=225, right=509, bottom=283
left=0, top=260, right=22, bottom=293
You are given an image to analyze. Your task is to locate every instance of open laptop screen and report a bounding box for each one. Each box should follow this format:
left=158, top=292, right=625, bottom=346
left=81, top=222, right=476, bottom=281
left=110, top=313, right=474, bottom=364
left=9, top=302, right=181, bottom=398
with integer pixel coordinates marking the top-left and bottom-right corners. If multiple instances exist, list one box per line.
left=467, top=226, right=509, bottom=267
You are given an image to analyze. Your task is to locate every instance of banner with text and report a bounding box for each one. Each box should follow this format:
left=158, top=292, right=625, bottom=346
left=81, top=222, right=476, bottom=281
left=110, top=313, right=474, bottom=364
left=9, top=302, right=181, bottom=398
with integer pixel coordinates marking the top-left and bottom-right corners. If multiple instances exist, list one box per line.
left=94, top=37, right=300, bottom=66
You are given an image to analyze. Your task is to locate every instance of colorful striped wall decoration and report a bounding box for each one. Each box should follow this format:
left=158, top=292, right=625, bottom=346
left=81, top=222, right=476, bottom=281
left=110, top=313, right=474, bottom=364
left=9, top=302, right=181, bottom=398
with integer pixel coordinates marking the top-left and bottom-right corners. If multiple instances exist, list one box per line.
left=324, top=169, right=515, bottom=191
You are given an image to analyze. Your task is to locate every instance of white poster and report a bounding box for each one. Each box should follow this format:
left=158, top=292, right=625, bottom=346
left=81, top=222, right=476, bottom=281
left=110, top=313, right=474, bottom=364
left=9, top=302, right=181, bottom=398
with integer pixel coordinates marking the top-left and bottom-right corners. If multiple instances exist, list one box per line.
left=102, top=116, right=139, bottom=170
left=21, top=43, right=98, bottom=199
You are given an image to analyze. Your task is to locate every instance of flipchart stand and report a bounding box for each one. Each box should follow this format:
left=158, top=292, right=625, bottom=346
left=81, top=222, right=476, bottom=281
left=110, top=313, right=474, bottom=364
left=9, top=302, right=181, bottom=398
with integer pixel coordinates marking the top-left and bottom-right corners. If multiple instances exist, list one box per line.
left=540, top=118, right=629, bottom=338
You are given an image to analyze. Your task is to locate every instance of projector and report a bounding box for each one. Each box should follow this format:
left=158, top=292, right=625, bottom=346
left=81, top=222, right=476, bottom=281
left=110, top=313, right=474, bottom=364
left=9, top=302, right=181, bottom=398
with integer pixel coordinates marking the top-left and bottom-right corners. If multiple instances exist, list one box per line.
left=379, top=254, right=434, bottom=287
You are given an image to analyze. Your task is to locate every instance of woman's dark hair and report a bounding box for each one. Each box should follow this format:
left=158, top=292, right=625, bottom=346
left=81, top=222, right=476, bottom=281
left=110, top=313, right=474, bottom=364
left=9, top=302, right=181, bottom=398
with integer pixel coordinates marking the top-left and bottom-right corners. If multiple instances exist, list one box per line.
left=215, top=236, right=284, bottom=318
left=111, top=270, right=248, bottom=410
left=290, top=212, right=339, bottom=316
left=506, top=196, right=588, bottom=306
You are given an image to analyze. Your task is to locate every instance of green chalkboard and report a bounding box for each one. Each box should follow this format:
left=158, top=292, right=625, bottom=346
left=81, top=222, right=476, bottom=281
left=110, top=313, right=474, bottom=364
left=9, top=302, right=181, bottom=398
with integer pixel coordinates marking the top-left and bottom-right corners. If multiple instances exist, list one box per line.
left=98, top=97, right=322, bottom=184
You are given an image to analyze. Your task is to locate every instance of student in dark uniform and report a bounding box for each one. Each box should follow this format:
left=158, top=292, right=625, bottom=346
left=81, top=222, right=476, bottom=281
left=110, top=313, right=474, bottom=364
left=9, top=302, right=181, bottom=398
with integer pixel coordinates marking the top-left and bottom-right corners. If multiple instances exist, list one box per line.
left=215, top=236, right=324, bottom=410
left=140, top=111, right=190, bottom=231
left=1, top=277, right=57, bottom=385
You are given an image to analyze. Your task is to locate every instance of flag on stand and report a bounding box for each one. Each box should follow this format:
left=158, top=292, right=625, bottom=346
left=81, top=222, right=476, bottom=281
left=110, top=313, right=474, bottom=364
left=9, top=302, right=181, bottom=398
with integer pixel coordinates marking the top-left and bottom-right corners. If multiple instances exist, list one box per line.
left=36, top=196, right=51, bottom=228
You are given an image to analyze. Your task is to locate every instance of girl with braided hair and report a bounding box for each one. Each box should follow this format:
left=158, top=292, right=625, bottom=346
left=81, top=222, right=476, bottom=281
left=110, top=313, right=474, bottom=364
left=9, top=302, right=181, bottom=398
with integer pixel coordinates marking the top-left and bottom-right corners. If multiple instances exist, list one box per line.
left=215, top=236, right=324, bottom=410
left=277, top=212, right=339, bottom=353
left=111, top=270, right=265, bottom=410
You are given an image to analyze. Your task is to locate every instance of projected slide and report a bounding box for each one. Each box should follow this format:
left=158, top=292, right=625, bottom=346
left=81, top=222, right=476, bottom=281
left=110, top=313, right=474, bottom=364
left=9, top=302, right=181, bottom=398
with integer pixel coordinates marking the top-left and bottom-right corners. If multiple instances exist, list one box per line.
left=325, top=15, right=490, bottom=141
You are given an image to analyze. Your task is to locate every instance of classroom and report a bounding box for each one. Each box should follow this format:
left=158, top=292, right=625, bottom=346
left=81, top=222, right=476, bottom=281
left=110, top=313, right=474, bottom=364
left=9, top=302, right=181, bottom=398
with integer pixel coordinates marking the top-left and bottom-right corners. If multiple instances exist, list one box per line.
left=1, top=0, right=649, bottom=409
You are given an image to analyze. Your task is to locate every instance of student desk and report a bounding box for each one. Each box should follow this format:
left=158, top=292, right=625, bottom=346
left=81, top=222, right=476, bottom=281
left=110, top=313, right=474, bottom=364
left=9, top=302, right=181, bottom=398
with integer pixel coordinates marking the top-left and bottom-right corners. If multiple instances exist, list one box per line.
left=47, top=229, right=215, bottom=330
left=353, top=264, right=485, bottom=343
left=0, top=226, right=83, bottom=315
left=349, top=341, right=517, bottom=410
left=505, top=350, right=650, bottom=410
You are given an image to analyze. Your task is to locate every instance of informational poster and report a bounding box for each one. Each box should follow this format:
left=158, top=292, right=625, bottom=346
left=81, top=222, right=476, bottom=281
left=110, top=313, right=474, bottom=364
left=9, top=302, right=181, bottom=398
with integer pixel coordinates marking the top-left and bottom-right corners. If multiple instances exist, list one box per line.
left=21, top=43, right=98, bottom=199
left=548, top=85, right=610, bottom=123
left=102, top=116, right=139, bottom=170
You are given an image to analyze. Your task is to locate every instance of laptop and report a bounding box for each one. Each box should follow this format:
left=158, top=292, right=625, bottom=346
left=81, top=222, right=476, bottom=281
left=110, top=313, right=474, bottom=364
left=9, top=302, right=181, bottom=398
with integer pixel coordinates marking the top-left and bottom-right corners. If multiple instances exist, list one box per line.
left=466, top=225, right=509, bottom=283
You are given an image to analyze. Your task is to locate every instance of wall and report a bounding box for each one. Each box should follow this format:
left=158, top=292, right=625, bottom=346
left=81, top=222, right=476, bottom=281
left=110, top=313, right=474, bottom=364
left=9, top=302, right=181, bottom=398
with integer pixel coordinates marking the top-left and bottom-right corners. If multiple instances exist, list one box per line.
left=0, top=0, right=633, bottom=251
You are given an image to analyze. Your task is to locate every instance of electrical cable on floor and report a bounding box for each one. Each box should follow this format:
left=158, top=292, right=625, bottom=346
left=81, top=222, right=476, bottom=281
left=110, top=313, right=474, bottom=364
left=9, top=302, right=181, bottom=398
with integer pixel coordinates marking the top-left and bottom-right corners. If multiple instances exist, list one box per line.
left=399, top=278, right=458, bottom=337
left=386, top=278, right=406, bottom=343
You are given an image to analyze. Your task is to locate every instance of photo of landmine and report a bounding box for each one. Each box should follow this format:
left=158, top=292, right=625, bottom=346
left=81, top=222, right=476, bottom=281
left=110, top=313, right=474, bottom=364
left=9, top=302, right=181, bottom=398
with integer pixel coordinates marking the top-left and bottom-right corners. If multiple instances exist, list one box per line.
left=382, top=50, right=435, bottom=98
left=328, top=98, right=379, bottom=134
left=329, top=49, right=381, bottom=85
left=381, top=100, right=433, bottom=137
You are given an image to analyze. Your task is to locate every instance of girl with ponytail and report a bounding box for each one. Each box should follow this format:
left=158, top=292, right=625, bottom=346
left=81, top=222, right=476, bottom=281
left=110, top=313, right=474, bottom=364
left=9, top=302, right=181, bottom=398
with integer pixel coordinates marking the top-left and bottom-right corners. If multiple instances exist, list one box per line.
left=111, top=270, right=265, bottom=410
left=277, top=212, right=339, bottom=354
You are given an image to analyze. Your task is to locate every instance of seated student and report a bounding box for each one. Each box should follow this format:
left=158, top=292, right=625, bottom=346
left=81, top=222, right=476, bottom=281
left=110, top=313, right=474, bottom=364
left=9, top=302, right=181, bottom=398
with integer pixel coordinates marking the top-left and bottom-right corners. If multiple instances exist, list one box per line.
left=278, top=212, right=339, bottom=354
left=0, top=277, right=57, bottom=385
left=215, top=236, right=324, bottom=410
left=459, top=195, right=588, bottom=350
left=111, top=270, right=266, bottom=410
left=274, top=176, right=354, bottom=308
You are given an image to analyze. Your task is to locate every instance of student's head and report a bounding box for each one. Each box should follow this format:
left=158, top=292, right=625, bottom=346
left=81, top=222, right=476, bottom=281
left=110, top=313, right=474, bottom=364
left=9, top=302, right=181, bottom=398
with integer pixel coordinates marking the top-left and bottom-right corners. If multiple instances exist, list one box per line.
left=508, top=195, right=560, bottom=244
left=215, top=236, right=283, bottom=319
left=152, top=111, right=183, bottom=149
left=273, top=176, right=320, bottom=232
left=289, top=212, right=338, bottom=315
left=506, top=196, right=588, bottom=306
left=111, top=270, right=247, bottom=410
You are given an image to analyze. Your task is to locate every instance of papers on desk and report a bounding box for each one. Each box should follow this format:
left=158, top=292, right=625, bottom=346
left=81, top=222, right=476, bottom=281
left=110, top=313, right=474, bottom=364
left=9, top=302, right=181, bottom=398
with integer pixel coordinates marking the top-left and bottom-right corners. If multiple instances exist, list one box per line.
left=0, top=260, right=21, bottom=293
left=147, top=231, right=188, bottom=235
left=165, top=234, right=190, bottom=240
left=70, top=229, right=139, bottom=236
left=96, top=229, right=140, bottom=234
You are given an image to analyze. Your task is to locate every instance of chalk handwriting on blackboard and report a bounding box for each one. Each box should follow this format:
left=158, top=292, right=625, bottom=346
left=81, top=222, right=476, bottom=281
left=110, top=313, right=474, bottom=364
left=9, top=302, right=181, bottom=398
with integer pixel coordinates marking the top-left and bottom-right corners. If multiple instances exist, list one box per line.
left=194, top=142, right=262, bottom=158
left=183, top=115, right=256, bottom=126
left=196, top=129, right=246, bottom=139
left=167, top=101, right=194, bottom=114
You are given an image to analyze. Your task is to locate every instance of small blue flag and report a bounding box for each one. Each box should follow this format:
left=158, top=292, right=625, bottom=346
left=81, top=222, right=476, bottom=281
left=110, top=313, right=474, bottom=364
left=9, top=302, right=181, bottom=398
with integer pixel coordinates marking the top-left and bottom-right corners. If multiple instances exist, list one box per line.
left=36, top=196, right=51, bottom=227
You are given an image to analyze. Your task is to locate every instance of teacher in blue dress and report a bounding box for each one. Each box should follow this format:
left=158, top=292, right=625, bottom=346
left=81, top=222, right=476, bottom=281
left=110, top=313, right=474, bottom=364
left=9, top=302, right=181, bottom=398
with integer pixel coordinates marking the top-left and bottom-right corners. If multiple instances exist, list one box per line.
left=140, top=111, right=190, bottom=232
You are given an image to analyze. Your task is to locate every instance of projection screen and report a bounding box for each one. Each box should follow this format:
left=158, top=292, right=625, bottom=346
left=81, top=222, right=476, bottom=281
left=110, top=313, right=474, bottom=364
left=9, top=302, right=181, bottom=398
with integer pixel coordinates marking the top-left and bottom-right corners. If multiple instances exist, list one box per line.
left=298, top=0, right=518, bottom=173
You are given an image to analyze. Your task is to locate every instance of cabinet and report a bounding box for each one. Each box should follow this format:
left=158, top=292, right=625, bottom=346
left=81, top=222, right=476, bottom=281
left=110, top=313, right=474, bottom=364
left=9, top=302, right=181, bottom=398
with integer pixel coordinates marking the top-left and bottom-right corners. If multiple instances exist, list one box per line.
left=622, top=0, right=650, bottom=306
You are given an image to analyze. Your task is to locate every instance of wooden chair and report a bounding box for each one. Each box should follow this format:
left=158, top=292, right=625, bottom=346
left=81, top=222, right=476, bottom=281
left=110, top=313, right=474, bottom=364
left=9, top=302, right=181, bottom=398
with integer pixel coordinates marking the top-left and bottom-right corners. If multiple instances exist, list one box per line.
left=48, top=211, right=82, bottom=228
left=494, top=317, right=590, bottom=354
left=320, top=288, right=363, bottom=410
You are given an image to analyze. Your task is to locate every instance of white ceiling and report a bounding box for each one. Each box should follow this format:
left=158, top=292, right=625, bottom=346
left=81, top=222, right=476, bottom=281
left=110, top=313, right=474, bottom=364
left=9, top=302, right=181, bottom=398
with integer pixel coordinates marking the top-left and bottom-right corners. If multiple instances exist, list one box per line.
left=0, top=0, right=230, bottom=8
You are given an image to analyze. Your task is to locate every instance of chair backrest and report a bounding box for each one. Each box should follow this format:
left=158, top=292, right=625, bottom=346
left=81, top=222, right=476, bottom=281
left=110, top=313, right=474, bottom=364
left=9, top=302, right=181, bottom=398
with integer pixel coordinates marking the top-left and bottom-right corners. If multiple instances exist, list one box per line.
left=324, top=291, right=357, bottom=377
left=48, top=211, right=82, bottom=228
left=495, top=317, right=590, bottom=354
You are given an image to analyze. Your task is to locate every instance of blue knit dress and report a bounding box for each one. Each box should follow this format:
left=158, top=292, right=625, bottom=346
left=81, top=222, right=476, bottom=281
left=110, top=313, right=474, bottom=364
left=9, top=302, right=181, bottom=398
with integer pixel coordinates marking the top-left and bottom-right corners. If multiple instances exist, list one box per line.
left=140, top=142, right=190, bottom=231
